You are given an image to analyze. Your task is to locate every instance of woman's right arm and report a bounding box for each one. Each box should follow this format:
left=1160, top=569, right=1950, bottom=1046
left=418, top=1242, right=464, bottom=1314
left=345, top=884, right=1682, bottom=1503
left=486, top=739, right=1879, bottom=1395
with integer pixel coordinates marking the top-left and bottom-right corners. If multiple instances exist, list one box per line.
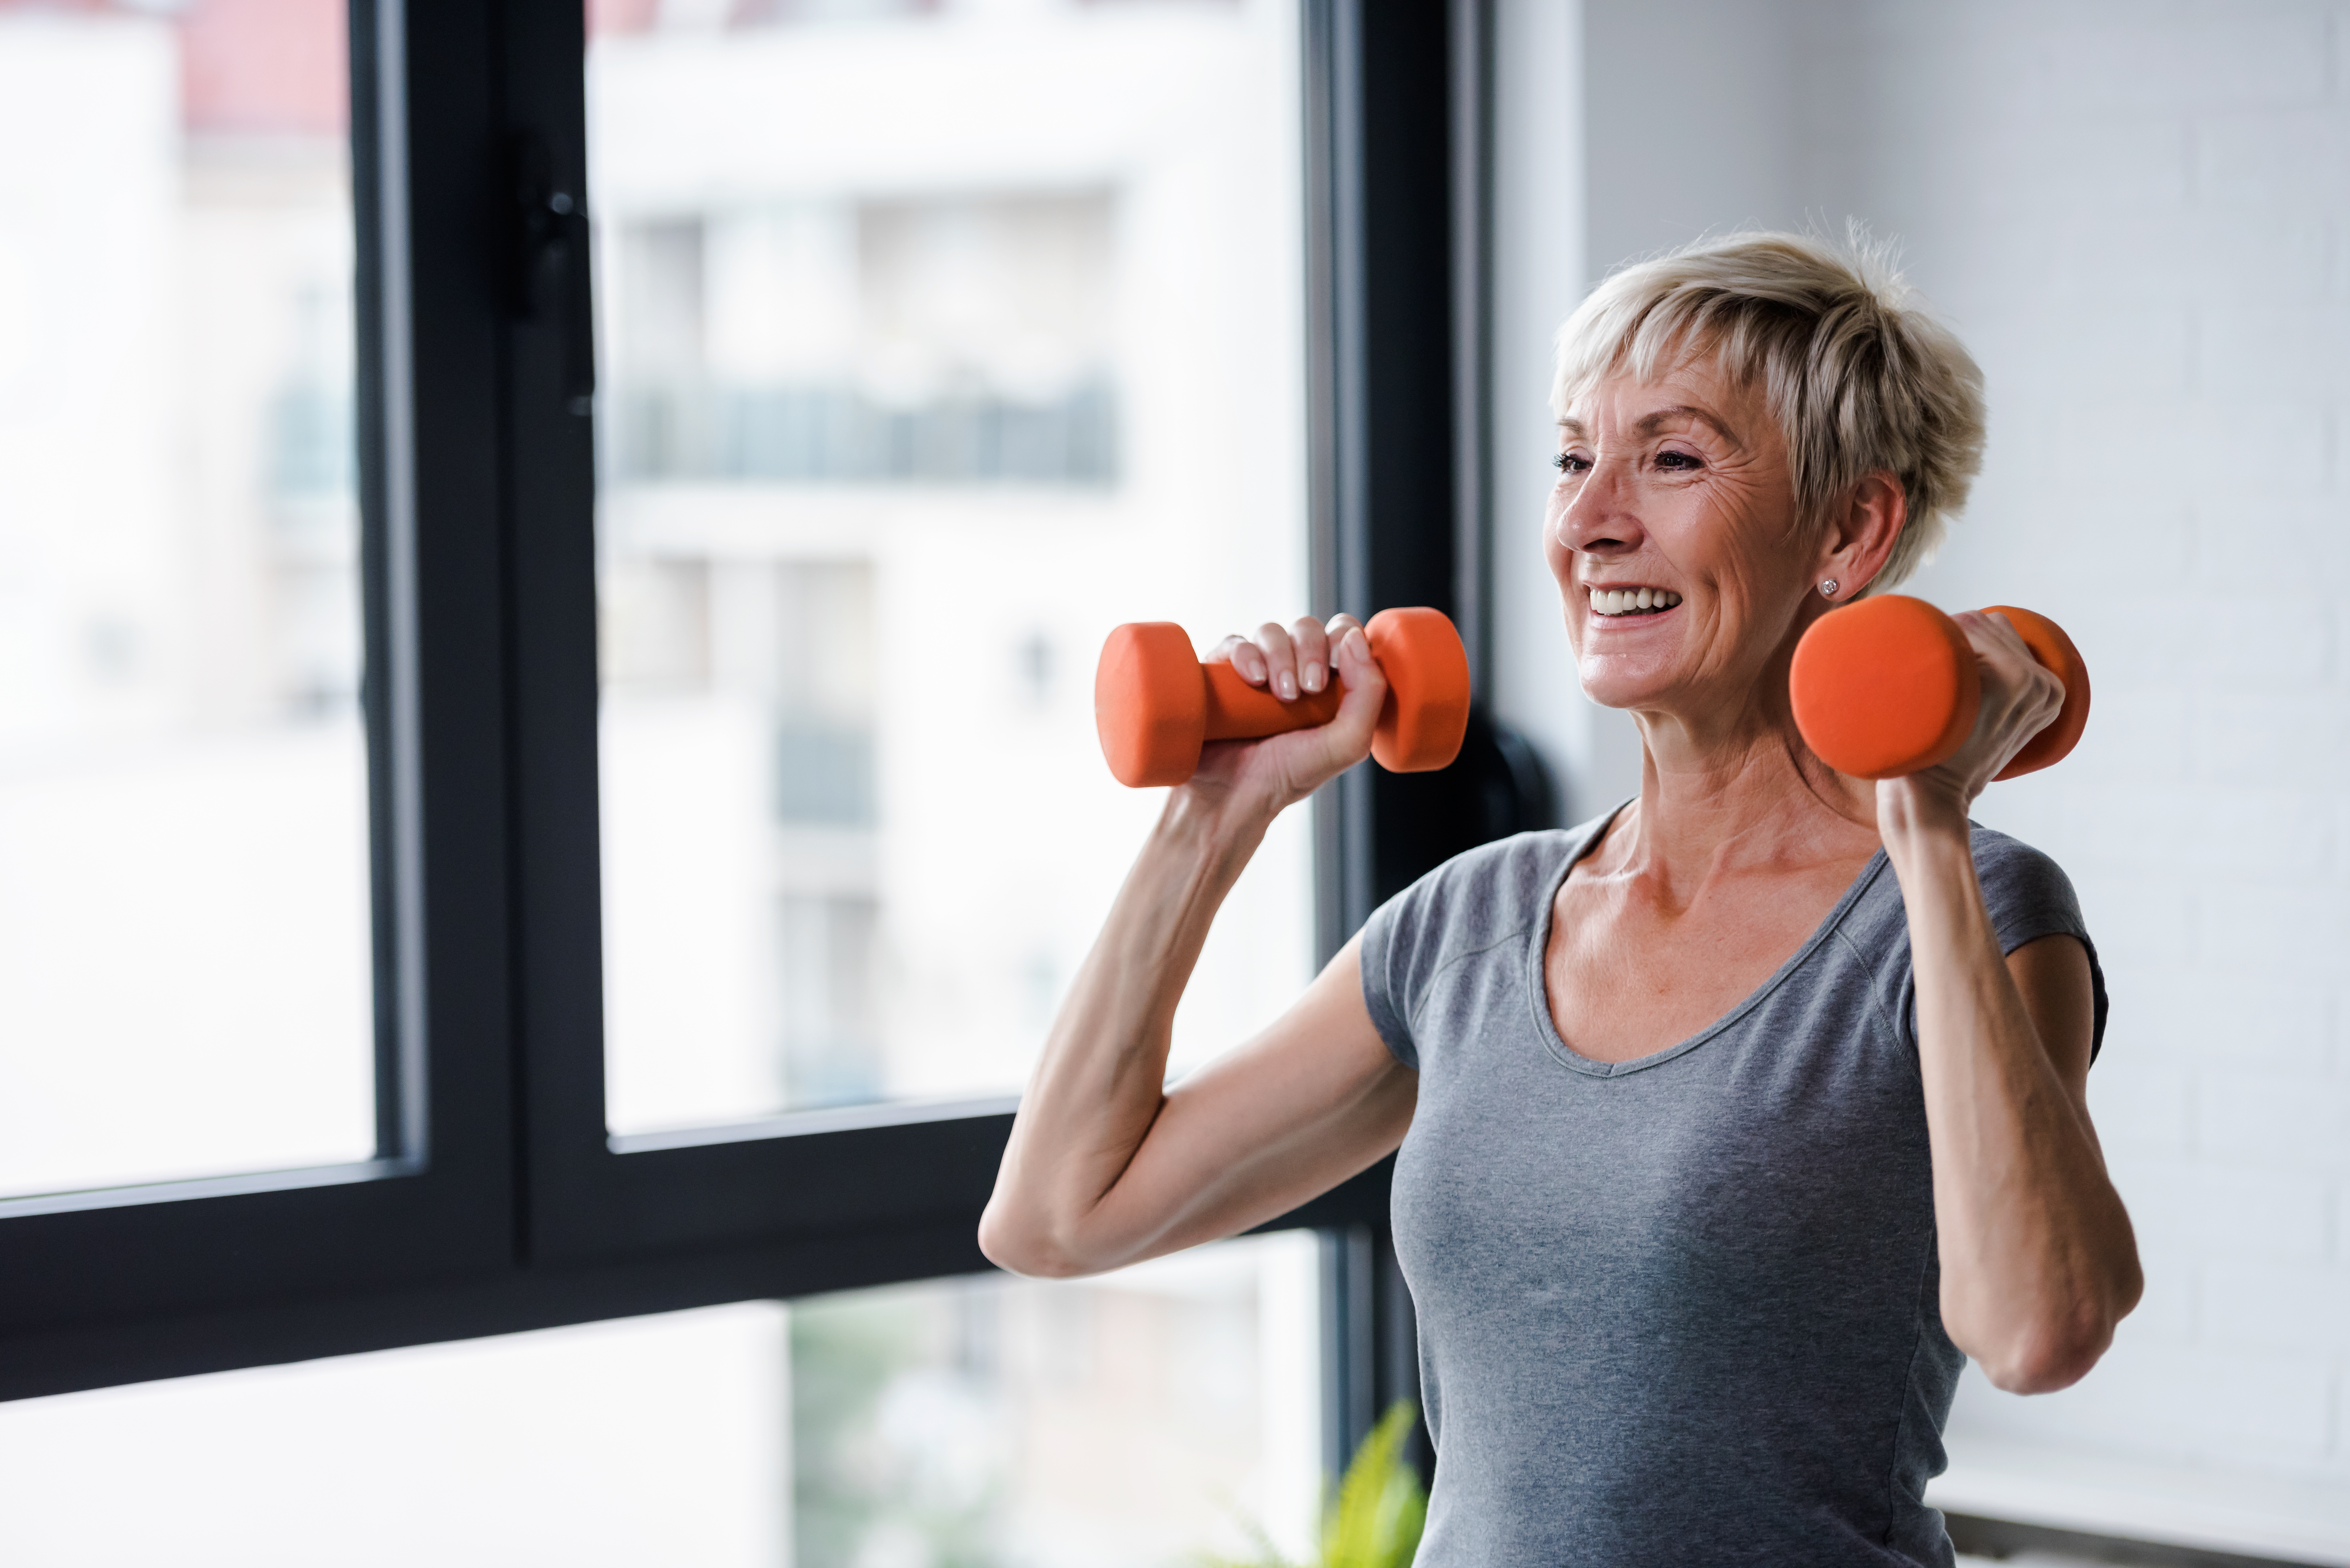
left=978, top=615, right=1419, bottom=1279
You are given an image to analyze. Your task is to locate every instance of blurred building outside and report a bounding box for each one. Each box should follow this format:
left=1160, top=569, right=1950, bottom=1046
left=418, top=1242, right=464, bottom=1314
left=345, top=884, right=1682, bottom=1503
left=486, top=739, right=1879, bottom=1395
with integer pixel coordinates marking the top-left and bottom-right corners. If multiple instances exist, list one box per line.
left=588, top=0, right=1317, bottom=1137
left=0, top=0, right=373, bottom=1200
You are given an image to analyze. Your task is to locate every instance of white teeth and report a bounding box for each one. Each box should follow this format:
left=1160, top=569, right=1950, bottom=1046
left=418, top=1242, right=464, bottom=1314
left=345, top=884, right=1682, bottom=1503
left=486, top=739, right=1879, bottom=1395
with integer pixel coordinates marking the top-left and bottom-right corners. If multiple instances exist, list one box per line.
left=1590, top=587, right=1680, bottom=616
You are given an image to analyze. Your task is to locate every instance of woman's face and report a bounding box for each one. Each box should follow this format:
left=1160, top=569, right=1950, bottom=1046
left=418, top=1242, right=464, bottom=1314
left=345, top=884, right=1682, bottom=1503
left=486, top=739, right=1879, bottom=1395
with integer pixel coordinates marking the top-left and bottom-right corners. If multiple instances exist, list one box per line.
left=1545, top=357, right=1826, bottom=724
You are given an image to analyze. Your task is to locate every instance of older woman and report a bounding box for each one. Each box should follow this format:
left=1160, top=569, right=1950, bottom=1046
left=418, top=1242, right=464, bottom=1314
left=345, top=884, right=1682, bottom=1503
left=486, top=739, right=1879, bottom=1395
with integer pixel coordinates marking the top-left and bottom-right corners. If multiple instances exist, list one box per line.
left=979, top=232, right=2141, bottom=1566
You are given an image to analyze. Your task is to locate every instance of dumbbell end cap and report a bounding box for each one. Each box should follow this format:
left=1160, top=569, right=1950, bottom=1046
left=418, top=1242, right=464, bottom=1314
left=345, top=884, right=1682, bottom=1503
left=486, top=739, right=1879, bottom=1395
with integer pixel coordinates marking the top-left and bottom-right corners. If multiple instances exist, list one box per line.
left=1095, top=622, right=1208, bottom=787
left=1366, top=607, right=1473, bottom=773
left=1790, top=595, right=1981, bottom=780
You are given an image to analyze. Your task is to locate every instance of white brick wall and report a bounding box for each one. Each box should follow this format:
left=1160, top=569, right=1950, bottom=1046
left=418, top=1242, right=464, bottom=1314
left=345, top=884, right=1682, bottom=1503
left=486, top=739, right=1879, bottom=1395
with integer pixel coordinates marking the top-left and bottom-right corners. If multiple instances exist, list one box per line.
left=1493, top=0, right=2350, bottom=1542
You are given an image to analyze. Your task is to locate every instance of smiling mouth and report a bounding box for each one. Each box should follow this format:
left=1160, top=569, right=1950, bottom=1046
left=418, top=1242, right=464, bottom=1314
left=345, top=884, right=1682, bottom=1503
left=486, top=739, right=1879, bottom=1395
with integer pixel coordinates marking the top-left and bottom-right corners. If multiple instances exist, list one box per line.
left=1587, top=587, right=1682, bottom=617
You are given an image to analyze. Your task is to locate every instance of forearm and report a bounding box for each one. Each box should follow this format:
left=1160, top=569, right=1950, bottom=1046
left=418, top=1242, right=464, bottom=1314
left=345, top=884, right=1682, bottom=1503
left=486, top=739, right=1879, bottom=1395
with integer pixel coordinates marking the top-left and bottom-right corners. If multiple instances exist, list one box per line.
left=1883, top=806, right=2141, bottom=1391
left=980, top=785, right=1271, bottom=1275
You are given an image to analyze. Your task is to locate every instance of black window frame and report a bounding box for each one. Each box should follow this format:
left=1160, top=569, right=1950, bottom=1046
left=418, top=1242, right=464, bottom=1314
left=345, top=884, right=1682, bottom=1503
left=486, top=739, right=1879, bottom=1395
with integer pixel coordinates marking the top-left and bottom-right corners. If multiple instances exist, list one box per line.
left=0, top=3, right=1502, bottom=1482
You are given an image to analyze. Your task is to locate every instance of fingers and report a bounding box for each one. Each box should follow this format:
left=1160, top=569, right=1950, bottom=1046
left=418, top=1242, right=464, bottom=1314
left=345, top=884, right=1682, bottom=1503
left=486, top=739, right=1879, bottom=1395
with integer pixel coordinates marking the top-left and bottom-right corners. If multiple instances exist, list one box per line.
left=2025, top=663, right=2065, bottom=735
left=1253, top=622, right=1302, bottom=700
left=1969, top=612, right=2060, bottom=714
left=1284, top=614, right=1369, bottom=703
left=1956, top=612, right=2035, bottom=697
left=1291, top=617, right=1331, bottom=694
left=1966, top=609, right=2031, bottom=660
left=1272, top=618, right=1383, bottom=793
left=1326, top=619, right=1383, bottom=717
left=1187, top=613, right=1385, bottom=806
left=1208, top=614, right=1364, bottom=701
left=1206, top=633, right=1267, bottom=685
left=1951, top=610, right=2066, bottom=774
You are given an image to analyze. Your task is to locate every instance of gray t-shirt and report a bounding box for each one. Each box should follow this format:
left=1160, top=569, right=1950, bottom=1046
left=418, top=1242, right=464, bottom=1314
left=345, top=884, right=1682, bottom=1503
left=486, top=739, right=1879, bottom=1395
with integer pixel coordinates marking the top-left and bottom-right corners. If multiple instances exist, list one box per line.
left=1360, top=809, right=2105, bottom=1567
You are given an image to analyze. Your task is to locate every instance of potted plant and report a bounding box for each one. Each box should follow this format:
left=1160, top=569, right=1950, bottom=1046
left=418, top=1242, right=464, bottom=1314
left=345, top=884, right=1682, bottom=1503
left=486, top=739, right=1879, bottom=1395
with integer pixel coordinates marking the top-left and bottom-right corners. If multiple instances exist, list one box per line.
left=1206, top=1401, right=1426, bottom=1568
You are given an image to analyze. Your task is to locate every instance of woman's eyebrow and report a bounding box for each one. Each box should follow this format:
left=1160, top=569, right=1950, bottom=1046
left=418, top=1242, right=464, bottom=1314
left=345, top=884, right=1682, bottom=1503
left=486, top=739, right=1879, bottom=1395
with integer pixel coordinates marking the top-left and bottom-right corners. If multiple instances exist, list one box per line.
left=1634, top=405, right=1737, bottom=442
left=1556, top=407, right=1740, bottom=443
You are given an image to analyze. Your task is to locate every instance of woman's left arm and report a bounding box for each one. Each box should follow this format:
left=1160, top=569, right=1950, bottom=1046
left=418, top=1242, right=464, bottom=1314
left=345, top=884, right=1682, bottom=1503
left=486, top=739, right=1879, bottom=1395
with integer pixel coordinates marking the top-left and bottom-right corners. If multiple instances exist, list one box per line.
left=1879, top=612, right=2143, bottom=1395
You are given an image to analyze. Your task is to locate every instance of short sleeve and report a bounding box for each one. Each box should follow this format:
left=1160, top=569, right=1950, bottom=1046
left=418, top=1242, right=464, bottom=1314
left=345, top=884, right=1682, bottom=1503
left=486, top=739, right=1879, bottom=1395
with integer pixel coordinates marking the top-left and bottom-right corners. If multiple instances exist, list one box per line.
left=1355, top=826, right=1602, bottom=1074
left=1358, top=877, right=1434, bottom=1070
left=1972, top=828, right=2110, bottom=1062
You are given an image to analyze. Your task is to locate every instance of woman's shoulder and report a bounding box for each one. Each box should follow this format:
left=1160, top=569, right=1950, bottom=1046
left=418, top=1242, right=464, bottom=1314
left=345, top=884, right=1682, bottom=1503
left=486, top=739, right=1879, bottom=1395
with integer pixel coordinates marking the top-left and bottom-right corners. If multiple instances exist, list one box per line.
left=1371, top=820, right=1603, bottom=954
left=1846, top=823, right=2088, bottom=947
left=1359, top=825, right=1596, bottom=1068
left=1965, top=823, right=2089, bottom=944
left=1840, top=821, right=2097, bottom=1014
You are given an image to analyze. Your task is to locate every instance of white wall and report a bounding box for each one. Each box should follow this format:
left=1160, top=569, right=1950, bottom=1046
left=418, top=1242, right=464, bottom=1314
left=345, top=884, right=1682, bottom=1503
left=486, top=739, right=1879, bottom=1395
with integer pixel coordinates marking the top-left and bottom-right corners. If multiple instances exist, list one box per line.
left=1494, top=0, right=2350, bottom=1553
left=1492, top=0, right=1854, bottom=822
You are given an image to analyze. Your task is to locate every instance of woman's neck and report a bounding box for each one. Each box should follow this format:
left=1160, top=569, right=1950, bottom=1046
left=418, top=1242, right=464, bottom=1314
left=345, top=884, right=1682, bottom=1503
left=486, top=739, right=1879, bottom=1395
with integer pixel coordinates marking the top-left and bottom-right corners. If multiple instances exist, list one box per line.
left=1599, top=715, right=1878, bottom=904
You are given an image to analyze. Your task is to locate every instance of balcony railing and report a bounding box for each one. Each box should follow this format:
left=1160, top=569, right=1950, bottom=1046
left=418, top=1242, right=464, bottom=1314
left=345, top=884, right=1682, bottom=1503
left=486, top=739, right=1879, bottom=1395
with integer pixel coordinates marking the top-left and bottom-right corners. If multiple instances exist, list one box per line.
left=604, top=381, right=1117, bottom=487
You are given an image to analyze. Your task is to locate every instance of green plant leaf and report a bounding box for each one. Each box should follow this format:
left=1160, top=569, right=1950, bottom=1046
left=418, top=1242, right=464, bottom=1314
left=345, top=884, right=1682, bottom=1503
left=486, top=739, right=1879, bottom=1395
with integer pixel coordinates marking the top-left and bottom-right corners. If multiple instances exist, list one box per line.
left=1196, top=1399, right=1424, bottom=1568
left=1319, top=1401, right=1426, bottom=1568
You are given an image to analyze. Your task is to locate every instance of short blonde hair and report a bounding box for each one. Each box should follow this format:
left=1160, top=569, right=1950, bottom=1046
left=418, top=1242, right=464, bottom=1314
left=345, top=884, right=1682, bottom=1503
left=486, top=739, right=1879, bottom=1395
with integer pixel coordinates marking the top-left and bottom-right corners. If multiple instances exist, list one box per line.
left=1552, top=229, right=1985, bottom=592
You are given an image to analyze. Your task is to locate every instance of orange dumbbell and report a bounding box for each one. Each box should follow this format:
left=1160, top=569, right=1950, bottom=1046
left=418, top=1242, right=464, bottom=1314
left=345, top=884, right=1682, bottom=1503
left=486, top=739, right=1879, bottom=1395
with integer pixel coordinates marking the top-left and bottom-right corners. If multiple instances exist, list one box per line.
left=1094, top=607, right=1473, bottom=788
left=1789, top=595, right=2090, bottom=781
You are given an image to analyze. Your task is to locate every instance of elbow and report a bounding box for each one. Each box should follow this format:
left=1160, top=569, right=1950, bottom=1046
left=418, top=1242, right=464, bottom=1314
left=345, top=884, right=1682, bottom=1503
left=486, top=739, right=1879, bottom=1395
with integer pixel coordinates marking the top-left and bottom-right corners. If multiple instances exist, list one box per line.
left=1956, top=1232, right=2145, bottom=1395
left=1978, top=1338, right=2103, bottom=1396
left=1970, top=1295, right=2128, bottom=1395
left=976, top=1201, right=1102, bottom=1281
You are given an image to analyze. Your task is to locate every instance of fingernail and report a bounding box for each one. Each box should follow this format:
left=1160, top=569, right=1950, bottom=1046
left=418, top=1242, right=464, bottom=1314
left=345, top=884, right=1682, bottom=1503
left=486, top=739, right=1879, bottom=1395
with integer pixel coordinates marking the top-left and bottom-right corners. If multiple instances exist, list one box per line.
left=1303, top=662, right=1325, bottom=692
left=1277, top=671, right=1298, bottom=700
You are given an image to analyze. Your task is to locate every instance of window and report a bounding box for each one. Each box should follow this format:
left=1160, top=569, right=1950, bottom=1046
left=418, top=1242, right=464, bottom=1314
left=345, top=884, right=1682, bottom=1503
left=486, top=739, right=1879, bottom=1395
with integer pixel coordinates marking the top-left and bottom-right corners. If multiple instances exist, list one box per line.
left=0, top=0, right=372, bottom=1201
left=0, top=5, right=1472, bottom=1515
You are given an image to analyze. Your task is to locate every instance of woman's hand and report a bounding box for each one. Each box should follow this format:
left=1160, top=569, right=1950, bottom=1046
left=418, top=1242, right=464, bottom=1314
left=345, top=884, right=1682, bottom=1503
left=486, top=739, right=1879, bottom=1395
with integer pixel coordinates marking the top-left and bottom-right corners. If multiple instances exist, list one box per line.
left=1188, top=614, right=1388, bottom=815
left=1878, top=610, right=2066, bottom=837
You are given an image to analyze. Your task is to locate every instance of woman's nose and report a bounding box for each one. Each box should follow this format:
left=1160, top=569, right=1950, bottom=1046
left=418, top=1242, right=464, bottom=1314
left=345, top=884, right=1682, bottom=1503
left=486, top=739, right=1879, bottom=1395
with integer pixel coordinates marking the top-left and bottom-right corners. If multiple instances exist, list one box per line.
left=1557, top=458, right=1642, bottom=556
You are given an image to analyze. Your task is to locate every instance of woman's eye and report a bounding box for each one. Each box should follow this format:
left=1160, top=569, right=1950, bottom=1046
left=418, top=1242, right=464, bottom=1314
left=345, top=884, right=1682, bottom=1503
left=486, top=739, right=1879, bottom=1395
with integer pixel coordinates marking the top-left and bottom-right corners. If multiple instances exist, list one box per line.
left=1552, top=452, right=1591, bottom=474
left=1655, top=450, right=1702, bottom=471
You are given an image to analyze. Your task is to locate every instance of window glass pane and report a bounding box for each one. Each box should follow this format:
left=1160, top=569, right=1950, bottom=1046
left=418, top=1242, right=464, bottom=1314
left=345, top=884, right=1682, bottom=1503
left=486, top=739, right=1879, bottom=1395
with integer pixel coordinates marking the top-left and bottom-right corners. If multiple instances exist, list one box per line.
left=0, top=0, right=372, bottom=1197
left=591, top=0, right=1312, bottom=1133
left=0, top=1233, right=1322, bottom=1565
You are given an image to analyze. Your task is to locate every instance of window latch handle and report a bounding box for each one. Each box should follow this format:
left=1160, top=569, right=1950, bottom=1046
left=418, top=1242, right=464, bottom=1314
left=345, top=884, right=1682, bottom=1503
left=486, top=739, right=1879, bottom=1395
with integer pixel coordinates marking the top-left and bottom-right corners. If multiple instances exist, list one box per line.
left=508, top=132, right=597, bottom=411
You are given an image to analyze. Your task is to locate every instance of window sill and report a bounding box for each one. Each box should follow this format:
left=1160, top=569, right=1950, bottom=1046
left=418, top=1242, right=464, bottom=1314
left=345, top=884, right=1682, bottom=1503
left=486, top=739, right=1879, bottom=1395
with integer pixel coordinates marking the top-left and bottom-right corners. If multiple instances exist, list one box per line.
left=1929, top=1436, right=2350, bottom=1567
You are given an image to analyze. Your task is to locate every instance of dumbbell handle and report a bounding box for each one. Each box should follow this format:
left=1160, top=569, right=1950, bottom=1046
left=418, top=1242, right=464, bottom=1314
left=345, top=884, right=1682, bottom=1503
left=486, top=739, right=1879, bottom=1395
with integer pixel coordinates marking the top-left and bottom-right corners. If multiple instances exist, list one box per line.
left=1198, top=661, right=1342, bottom=741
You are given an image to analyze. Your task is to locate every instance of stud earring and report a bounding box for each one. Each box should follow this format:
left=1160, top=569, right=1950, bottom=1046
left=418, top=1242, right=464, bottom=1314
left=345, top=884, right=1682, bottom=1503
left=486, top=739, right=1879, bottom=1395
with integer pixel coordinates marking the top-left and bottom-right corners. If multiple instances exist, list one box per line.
left=1820, top=579, right=1839, bottom=598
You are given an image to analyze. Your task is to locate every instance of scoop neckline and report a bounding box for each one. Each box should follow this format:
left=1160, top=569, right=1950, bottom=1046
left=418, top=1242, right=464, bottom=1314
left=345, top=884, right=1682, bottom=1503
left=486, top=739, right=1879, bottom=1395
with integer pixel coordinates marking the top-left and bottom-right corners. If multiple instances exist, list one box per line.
left=1524, top=801, right=1891, bottom=1079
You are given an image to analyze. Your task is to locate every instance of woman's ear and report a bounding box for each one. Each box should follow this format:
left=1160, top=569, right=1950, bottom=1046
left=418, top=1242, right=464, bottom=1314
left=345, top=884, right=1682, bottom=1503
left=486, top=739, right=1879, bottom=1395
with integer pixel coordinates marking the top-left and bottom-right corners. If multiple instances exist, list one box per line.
left=1824, top=472, right=1906, bottom=596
